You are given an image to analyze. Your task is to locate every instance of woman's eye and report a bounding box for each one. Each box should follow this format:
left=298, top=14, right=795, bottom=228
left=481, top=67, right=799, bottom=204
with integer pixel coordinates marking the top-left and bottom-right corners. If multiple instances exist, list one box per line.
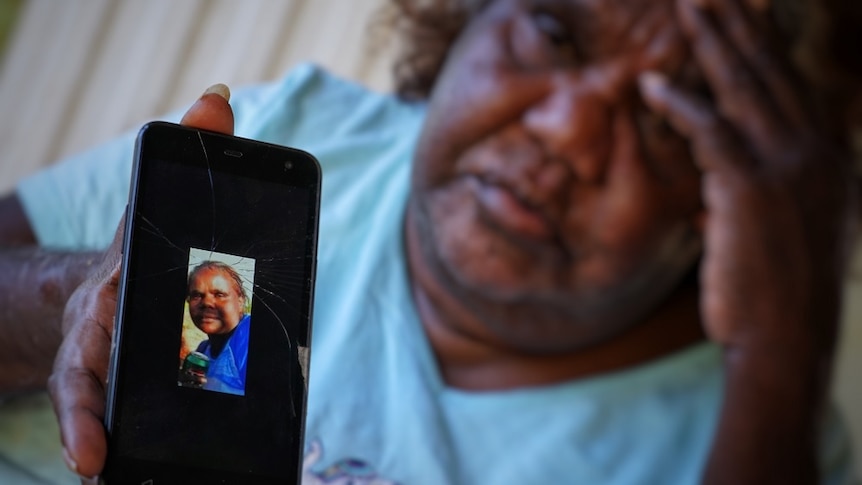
left=532, top=11, right=579, bottom=60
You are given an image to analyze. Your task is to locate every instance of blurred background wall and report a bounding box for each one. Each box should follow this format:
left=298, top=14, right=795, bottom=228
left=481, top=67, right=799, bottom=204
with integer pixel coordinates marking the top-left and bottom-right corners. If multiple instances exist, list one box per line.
left=0, top=0, right=859, bottom=480
left=0, top=0, right=393, bottom=195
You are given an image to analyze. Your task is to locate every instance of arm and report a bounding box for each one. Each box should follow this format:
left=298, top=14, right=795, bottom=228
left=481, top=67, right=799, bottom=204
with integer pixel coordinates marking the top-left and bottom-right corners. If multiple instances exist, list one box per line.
left=642, top=0, right=857, bottom=482
left=0, top=83, right=236, bottom=399
left=706, top=350, right=827, bottom=484
left=0, top=195, right=100, bottom=395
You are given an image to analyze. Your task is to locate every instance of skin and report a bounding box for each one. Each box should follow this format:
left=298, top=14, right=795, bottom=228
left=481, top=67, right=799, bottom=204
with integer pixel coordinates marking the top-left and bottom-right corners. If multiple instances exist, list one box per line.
left=408, top=0, right=707, bottom=382
left=0, top=93, right=234, bottom=481
left=187, top=267, right=246, bottom=337
left=0, top=93, right=234, bottom=396
left=0, top=192, right=99, bottom=394
left=0, top=246, right=99, bottom=393
left=0, top=0, right=856, bottom=482
left=408, top=2, right=855, bottom=483
left=182, top=266, right=246, bottom=386
left=648, top=1, right=854, bottom=482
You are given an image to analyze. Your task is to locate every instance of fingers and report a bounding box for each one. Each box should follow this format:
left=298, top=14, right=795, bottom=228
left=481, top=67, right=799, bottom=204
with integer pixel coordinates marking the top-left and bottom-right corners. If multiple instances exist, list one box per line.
left=49, top=365, right=108, bottom=480
left=639, top=71, right=755, bottom=174
left=179, top=83, right=235, bottom=135
left=48, top=85, right=233, bottom=480
left=49, top=314, right=113, bottom=478
left=50, top=220, right=123, bottom=479
left=639, top=73, right=709, bottom=141
left=703, top=0, right=807, bottom=126
left=50, top=270, right=118, bottom=478
left=676, top=0, right=781, bottom=148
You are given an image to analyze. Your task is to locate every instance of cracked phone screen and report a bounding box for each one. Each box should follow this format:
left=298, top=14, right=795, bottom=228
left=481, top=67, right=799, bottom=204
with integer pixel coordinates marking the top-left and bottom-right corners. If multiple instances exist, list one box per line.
left=105, top=123, right=318, bottom=482
left=179, top=248, right=256, bottom=396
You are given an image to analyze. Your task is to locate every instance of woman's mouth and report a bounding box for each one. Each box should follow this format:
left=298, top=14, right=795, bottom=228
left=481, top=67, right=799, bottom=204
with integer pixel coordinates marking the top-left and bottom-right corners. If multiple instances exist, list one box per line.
left=472, top=177, right=556, bottom=244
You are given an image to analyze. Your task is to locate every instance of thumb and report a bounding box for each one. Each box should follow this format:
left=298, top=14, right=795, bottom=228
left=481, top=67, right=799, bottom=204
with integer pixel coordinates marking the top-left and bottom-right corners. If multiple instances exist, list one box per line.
left=180, top=84, right=234, bottom=135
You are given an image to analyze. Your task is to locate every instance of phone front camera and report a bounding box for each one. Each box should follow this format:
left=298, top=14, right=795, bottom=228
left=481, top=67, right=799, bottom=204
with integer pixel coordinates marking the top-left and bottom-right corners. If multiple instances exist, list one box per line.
left=284, top=161, right=293, bottom=170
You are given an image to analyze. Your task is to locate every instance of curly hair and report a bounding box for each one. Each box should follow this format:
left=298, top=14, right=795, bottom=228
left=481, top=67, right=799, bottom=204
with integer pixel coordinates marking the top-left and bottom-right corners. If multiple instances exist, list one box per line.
left=384, top=0, right=861, bottom=134
left=383, top=0, right=490, bottom=101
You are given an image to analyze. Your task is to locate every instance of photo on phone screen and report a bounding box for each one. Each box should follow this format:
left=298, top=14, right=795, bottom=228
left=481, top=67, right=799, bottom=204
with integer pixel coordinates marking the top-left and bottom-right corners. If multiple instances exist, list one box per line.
left=178, top=248, right=256, bottom=396
left=102, top=122, right=320, bottom=484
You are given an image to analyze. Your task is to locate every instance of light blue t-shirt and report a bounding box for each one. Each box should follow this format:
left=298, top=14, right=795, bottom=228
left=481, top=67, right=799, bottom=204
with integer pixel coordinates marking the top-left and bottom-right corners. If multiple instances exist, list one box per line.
left=11, top=64, right=859, bottom=484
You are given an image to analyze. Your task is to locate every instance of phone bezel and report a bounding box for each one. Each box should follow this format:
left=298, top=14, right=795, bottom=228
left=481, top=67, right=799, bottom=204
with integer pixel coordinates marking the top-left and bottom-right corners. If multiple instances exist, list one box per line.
left=101, top=122, right=321, bottom=484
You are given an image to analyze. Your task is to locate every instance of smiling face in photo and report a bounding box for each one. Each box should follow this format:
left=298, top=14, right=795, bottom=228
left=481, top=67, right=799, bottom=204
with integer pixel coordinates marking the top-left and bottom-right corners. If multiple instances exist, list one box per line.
left=187, top=267, right=246, bottom=336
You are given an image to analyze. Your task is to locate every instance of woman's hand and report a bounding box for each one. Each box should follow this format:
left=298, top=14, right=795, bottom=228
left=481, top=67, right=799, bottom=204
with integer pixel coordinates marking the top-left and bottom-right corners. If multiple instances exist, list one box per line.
left=641, top=0, right=855, bottom=369
left=47, top=85, right=235, bottom=481
left=640, top=0, right=857, bottom=482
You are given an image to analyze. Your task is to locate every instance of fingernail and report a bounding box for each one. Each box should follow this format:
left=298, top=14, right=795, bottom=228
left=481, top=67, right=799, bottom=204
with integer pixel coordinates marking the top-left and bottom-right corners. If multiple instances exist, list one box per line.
left=202, top=83, right=230, bottom=102
left=62, top=447, right=78, bottom=474
left=638, top=71, right=669, bottom=98
left=64, top=447, right=97, bottom=481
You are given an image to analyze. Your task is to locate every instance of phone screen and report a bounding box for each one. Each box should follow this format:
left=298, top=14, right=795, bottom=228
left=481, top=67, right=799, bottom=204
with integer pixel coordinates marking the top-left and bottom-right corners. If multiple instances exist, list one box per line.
left=102, top=122, right=320, bottom=484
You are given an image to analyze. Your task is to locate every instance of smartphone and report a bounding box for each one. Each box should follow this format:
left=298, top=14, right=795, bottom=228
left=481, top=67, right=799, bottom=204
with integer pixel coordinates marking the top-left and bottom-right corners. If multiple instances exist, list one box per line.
left=101, top=122, right=321, bottom=484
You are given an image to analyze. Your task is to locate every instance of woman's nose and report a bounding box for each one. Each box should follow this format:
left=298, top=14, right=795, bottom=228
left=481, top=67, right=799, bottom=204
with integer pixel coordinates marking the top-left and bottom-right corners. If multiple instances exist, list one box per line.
left=522, top=64, right=631, bottom=184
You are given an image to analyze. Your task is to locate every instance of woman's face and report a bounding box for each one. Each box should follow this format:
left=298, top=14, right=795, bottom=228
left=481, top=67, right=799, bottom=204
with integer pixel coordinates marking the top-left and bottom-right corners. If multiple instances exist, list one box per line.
left=409, top=0, right=706, bottom=352
left=188, top=268, right=246, bottom=336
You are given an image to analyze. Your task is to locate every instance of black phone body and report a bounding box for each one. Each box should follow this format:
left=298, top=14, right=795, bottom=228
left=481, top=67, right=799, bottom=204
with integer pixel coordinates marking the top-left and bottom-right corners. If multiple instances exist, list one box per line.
left=102, top=122, right=321, bottom=484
